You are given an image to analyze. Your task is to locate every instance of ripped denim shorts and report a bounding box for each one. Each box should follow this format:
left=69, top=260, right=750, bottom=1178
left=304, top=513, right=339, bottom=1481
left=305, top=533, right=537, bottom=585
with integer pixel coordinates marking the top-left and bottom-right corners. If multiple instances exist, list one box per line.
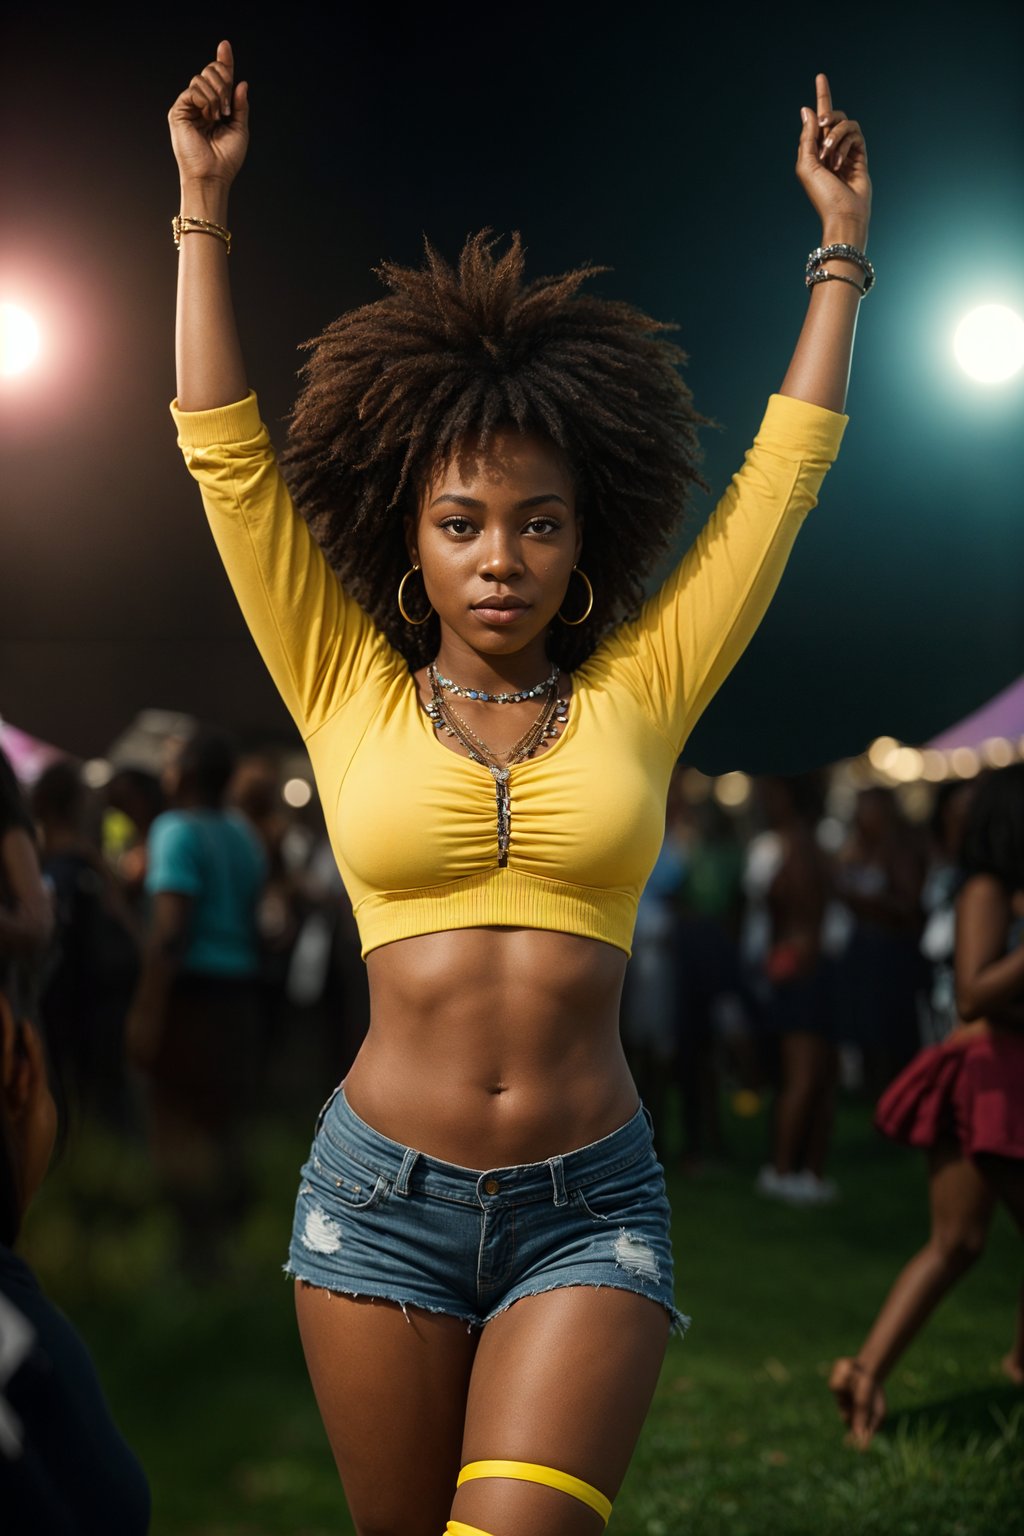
left=284, top=1085, right=690, bottom=1338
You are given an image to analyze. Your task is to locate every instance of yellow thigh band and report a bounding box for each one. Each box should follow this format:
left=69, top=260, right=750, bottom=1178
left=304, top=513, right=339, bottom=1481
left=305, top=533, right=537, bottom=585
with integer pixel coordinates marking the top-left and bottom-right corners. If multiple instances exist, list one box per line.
left=457, top=1459, right=613, bottom=1525
left=445, top=1525, right=495, bottom=1536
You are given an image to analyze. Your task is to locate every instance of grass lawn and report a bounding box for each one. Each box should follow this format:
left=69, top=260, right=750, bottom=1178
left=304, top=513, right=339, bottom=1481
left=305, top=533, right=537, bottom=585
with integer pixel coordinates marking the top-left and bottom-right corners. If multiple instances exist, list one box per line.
left=22, top=1091, right=1022, bottom=1536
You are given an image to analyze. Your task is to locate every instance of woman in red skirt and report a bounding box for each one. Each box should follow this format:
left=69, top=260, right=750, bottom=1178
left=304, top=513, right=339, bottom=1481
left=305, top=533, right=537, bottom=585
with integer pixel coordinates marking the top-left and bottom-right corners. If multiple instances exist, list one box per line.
left=830, top=761, right=1024, bottom=1447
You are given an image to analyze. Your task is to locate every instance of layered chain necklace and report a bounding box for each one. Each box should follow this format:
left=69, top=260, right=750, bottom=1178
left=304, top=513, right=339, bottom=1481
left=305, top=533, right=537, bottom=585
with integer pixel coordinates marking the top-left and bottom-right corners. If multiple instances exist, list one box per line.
left=425, top=661, right=570, bottom=867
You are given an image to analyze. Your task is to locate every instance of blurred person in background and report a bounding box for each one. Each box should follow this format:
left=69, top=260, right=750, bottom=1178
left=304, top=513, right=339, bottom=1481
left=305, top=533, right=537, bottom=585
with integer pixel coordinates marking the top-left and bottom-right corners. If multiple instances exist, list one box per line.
left=622, top=776, right=747, bottom=1171
left=833, top=786, right=926, bottom=1095
left=674, top=795, right=749, bottom=1171
left=0, top=748, right=54, bottom=1021
left=126, top=724, right=267, bottom=1273
left=286, top=817, right=371, bottom=1094
left=830, top=763, right=1024, bottom=1447
left=228, top=753, right=305, bottom=1083
left=30, top=761, right=141, bottom=1129
left=917, top=779, right=975, bottom=1046
left=0, top=948, right=150, bottom=1532
left=621, top=799, right=687, bottom=1163
left=752, top=773, right=840, bottom=1205
left=104, top=767, right=166, bottom=921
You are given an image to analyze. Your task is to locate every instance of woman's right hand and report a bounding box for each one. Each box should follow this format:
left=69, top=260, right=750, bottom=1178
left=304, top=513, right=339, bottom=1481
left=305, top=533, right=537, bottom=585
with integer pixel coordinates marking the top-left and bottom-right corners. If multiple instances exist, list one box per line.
left=168, top=39, right=249, bottom=187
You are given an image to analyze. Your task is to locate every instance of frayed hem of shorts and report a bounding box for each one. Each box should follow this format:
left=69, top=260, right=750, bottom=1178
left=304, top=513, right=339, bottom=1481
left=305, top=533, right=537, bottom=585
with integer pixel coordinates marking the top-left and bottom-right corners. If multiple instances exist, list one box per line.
left=480, top=1278, right=692, bottom=1340
left=282, top=1263, right=482, bottom=1331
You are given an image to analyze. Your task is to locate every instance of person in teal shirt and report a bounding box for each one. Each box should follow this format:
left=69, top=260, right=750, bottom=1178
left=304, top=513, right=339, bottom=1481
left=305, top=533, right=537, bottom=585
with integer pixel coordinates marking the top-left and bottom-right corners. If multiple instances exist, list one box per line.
left=128, top=725, right=267, bottom=1272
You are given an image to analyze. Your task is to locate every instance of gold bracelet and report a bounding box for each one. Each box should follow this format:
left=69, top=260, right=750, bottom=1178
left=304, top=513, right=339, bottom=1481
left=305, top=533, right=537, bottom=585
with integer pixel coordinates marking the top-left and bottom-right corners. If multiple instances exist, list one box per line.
left=172, top=215, right=231, bottom=255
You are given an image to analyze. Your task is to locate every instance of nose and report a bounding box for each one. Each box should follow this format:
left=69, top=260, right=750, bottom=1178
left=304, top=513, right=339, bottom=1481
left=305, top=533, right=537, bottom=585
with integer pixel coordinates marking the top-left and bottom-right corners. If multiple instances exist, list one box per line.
left=477, top=528, right=524, bottom=581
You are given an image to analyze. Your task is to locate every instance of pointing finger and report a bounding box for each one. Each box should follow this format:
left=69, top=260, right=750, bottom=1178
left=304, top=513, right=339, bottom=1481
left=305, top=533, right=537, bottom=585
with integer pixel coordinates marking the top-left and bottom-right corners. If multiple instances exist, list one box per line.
left=816, top=71, right=833, bottom=123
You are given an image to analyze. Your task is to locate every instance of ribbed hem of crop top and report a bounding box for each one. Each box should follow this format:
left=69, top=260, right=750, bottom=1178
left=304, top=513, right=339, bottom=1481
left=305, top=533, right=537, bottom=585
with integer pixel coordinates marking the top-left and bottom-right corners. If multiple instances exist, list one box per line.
left=171, top=389, right=848, bottom=961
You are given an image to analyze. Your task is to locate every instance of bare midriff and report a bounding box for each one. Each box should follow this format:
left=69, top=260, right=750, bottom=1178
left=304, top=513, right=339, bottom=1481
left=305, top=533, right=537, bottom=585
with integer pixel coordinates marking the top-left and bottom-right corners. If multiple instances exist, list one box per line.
left=343, top=926, right=637, bottom=1169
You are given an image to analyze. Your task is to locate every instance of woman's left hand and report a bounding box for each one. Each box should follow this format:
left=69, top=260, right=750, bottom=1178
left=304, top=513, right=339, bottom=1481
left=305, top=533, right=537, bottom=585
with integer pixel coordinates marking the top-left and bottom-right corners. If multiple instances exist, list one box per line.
left=796, top=72, right=872, bottom=234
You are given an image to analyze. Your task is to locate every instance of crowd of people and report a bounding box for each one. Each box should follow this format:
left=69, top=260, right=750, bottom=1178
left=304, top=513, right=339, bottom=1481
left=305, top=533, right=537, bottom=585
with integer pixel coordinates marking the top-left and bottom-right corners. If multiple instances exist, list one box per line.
left=2, top=722, right=1023, bottom=1518
left=3, top=727, right=1023, bottom=1439
left=1, top=730, right=994, bottom=1202
left=625, top=769, right=952, bottom=1192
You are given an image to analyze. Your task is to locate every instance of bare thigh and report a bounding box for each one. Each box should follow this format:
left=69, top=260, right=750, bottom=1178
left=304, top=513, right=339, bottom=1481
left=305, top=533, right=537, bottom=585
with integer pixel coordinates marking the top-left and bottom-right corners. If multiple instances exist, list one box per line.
left=294, top=1283, right=479, bottom=1536
left=451, top=1286, right=672, bottom=1535
left=927, top=1138, right=996, bottom=1254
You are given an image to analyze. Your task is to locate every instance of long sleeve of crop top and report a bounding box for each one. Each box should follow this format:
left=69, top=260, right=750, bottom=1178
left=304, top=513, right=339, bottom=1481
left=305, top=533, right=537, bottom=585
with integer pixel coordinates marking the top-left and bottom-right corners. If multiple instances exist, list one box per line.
left=172, top=389, right=846, bottom=757
left=596, top=391, right=848, bottom=755
left=170, top=390, right=401, bottom=741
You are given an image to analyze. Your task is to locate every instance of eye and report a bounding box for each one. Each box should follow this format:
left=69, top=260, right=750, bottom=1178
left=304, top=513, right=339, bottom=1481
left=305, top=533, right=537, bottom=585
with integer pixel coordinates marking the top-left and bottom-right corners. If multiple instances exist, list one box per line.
left=439, top=516, right=476, bottom=537
left=525, top=516, right=561, bottom=536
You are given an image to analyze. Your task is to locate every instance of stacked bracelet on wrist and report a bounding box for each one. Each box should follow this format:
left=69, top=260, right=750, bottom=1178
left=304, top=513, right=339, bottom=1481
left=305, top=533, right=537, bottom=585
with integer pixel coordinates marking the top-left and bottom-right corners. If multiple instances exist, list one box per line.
left=172, top=214, right=231, bottom=254
left=805, top=242, right=874, bottom=297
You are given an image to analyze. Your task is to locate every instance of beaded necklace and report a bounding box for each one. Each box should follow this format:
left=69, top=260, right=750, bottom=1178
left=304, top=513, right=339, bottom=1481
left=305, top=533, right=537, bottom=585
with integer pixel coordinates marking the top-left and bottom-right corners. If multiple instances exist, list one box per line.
left=425, top=662, right=570, bottom=866
left=432, top=663, right=559, bottom=703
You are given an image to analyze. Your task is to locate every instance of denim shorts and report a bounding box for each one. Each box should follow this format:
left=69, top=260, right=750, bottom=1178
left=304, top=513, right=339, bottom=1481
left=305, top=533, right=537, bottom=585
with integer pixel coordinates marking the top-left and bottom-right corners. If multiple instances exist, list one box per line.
left=284, top=1085, right=690, bottom=1338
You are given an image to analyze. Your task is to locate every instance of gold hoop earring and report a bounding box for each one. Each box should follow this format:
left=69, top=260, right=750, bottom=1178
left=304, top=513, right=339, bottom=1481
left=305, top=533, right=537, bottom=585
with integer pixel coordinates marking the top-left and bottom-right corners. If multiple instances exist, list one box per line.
left=398, top=564, right=433, bottom=626
left=557, top=565, right=594, bottom=626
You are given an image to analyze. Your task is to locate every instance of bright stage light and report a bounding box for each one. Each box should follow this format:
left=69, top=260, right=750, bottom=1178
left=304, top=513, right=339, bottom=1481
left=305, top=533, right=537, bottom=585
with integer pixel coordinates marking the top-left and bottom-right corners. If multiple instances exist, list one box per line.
left=0, top=302, right=41, bottom=377
left=953, top=304, right=1024, bottom=384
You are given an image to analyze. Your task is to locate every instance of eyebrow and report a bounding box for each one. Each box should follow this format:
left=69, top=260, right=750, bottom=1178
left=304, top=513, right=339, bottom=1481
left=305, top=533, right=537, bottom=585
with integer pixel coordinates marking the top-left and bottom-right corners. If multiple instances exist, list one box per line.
left=429, top=492, right=569, bottom=511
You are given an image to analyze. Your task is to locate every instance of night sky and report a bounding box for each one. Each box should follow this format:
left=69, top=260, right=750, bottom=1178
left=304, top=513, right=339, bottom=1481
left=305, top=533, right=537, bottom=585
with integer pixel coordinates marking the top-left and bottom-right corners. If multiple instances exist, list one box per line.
left=2, top=2, right=1022, bottom=774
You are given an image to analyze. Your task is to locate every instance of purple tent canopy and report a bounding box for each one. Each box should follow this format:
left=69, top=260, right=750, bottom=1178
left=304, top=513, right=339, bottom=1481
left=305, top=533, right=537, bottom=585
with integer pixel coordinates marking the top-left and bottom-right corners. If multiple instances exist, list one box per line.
left=926, top=675, right=1024, bottom=752
left=0, top=720, right=66, bottom=784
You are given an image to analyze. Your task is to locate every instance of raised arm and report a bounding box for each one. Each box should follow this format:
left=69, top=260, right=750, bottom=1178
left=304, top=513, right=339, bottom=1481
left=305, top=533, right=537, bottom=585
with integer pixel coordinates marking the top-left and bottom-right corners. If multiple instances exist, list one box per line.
left=166, top=44, right=400, bottom=742
left=779, top=72, right=872, bottom=412
left=169, top=39, right=249, bottom=409
left=596, top=74, right=867, bottom=752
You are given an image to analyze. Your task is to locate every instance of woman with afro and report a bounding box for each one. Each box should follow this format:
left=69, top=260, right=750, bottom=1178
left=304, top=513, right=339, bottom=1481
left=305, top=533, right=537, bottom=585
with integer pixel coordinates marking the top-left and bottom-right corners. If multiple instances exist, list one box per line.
left=168, top=39, right=871, bottom=1536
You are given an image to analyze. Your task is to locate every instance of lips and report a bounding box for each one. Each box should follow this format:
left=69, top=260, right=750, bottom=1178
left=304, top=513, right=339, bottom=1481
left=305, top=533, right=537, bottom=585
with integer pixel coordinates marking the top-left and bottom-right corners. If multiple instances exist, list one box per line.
left=471, top=597, right=530, bottom=625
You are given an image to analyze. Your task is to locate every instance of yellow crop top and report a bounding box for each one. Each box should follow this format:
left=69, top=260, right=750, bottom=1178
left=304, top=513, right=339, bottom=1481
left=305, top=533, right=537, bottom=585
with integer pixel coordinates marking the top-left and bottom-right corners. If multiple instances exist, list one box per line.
left=171, top=390, right=847, bottom=959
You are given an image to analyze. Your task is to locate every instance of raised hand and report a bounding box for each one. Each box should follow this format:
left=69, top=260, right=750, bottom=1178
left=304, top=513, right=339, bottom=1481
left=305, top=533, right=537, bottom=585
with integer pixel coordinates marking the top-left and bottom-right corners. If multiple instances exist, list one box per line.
left=796, top=72, right=871, bottom=235
left=169, top=39, right=249, bottom=187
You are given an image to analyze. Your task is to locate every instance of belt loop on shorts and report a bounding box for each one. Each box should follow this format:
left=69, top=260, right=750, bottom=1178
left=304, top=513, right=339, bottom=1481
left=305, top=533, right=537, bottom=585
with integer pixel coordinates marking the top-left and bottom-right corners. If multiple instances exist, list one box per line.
left=394, top=1146, right=420, bottom=1197
left=547, top=1154, right=568, bottom=1207
left=314, top=1083, right=342, bottom=1135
